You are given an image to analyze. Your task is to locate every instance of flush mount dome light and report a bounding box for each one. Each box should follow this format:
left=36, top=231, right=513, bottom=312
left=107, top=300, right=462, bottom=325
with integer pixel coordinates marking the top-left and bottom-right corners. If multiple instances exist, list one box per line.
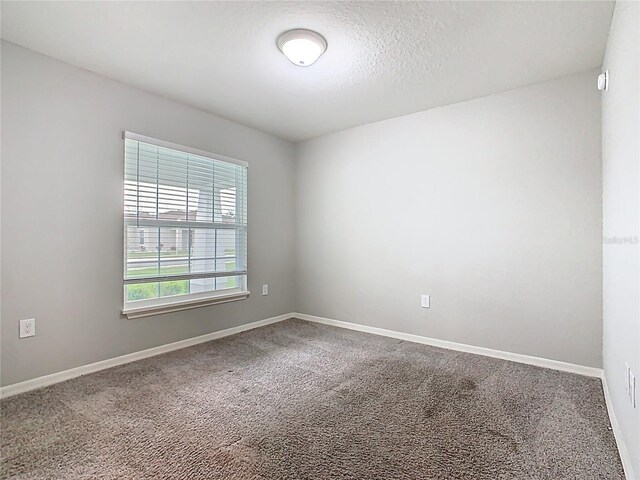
left=277, top=29, right=327, bottom=67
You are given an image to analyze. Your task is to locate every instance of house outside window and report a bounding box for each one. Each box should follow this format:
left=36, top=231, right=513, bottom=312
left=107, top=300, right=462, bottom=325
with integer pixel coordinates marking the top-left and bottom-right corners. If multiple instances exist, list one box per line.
left=122, top=132, right=248, bottom=318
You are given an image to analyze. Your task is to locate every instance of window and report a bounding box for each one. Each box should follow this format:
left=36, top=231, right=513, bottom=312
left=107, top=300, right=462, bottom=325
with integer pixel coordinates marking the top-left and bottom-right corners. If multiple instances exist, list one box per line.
left=122, top=132, right=248, bottom=319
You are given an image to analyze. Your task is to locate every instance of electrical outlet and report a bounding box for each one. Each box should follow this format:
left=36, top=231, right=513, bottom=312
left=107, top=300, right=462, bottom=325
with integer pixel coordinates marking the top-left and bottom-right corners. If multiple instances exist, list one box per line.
left=19, top=318, right=36, bottom=338
left=630, top=371, right=636, bottom=408
left=626, top=363, right=630, bottom=395
left=421, top=295, right=430, bottom=308
left=262, top=284, right=269, bottom=296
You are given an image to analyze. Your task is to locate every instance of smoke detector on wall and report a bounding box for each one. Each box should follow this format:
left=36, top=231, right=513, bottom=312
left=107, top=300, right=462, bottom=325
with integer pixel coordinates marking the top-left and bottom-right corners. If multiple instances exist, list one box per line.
left=277, top=29, right=327, bottom=67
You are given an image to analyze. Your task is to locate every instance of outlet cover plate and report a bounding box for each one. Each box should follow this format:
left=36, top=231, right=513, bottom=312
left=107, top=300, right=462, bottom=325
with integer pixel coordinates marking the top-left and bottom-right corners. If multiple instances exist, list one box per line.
left=421, top=295, right=430, bottom=308
left=626, top=363, right=631, bottom=395
left=19, top=318, right=35, bottom=338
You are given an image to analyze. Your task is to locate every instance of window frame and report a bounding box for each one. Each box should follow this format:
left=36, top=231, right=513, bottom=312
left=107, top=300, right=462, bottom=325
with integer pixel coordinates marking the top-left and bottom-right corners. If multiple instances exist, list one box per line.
left=121, top=132, right=249, bottom=319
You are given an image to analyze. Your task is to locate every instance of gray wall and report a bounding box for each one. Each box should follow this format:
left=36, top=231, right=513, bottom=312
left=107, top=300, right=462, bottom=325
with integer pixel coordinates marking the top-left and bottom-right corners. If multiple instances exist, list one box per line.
left=1, top=42, right=607, bottom=389
left=602, top=1, right=640, bottom=476
left=1, top=42, right=296, bottom=386
left=295, top=70, right=603, bottom=368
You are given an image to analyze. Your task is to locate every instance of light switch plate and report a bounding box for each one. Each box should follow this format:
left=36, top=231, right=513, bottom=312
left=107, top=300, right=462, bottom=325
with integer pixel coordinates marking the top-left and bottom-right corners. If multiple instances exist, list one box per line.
left=262, top=284, right=269, bottom=296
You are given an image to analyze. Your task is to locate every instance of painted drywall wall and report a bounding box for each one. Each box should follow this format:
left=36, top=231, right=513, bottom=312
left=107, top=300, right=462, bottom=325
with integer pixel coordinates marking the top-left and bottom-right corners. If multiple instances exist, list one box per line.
left=295, top=70, right=602, bottom=368
left=602, top=1, right=640, bottom=477
left=0, top=40, right=608, bottom=391
left=0, top=42, right=296, bottom=386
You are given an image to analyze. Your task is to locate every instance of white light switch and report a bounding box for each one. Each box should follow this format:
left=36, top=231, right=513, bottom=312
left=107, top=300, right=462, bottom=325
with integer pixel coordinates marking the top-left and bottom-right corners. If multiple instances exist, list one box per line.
left=262, top=284, right=269, bottom=296
left=19, top=318, right=36, bottom=338
left=421, top=295, right=430, bottom=308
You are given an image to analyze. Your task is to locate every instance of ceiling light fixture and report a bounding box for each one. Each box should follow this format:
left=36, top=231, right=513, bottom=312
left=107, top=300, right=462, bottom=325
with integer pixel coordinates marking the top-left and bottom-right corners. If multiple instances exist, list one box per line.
left=277, top=29, right=327, bottom=67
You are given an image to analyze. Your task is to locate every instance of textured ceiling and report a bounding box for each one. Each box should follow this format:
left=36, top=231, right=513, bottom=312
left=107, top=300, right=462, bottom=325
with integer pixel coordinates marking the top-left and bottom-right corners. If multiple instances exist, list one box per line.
left=1, top=1, right=613, bottom=142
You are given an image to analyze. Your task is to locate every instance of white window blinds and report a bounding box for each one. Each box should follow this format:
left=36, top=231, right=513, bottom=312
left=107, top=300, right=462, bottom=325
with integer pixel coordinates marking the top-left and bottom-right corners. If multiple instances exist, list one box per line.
left=123, top=132, right=247, bottom=308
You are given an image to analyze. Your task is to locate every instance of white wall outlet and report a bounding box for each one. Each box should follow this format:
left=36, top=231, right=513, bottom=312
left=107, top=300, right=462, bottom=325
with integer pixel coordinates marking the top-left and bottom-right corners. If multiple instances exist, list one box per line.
left=262, top=284, right=269, bottom=296
left=19, top=318, right=36, bottom=338
left=625, top=362, right=630, bottom=395
left=421, top=295, right=430, bottom=308
left=630, top=370, right=636, bottom=408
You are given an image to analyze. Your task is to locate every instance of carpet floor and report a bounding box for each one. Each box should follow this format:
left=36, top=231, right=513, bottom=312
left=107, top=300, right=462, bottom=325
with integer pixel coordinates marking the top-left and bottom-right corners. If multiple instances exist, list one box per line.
left=1, top=318, right=624, bottom=479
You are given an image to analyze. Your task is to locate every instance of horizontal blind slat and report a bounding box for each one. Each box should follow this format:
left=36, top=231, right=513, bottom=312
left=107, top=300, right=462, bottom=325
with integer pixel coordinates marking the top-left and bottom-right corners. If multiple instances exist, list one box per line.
left=124, top=270, right=247, bottom=284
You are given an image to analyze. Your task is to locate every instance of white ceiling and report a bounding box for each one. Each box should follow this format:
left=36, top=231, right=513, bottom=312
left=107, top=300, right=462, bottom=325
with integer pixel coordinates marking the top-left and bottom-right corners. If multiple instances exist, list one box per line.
left=1, top=1, right=613, bottom=142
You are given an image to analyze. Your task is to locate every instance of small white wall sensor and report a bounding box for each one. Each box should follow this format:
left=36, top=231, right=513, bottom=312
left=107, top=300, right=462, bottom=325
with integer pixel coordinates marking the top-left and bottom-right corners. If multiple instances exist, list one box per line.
left=597, top=70, right=609, bottom=91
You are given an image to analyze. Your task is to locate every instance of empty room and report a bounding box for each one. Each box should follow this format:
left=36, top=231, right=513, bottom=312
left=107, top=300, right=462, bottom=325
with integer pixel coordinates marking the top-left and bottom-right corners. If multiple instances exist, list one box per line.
left=1, top=1, right=638, bottom=478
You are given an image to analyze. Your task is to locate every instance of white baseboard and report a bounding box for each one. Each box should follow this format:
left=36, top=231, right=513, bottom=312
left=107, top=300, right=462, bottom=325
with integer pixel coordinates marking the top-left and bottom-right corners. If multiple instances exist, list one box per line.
left=294, top=313, right=603, bottom=378
left=0, top=310, right=604, bottom=392
left=602, top=375, right=637, bottom=480
left=0, top=312, right=294, bottom=399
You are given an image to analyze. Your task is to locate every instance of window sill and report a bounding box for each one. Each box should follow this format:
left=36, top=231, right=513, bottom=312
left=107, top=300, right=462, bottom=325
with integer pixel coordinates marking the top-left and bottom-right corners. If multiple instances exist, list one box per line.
left=122, top=291, right=250, bottom=319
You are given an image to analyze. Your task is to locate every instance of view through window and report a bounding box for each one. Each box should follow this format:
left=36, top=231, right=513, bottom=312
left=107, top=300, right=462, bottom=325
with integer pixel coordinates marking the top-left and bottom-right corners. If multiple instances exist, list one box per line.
left=123, top=134, right=247, bottom=309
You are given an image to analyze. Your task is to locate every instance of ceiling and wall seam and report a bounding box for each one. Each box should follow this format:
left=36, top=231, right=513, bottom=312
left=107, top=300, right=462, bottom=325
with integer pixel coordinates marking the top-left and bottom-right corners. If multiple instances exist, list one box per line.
left=0, top=1, right=615, bottom=141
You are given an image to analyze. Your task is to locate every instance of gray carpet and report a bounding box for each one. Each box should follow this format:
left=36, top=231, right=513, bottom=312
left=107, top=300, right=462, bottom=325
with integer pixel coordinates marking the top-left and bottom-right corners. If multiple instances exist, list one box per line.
left=1, top=318, right=624, bottom=479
